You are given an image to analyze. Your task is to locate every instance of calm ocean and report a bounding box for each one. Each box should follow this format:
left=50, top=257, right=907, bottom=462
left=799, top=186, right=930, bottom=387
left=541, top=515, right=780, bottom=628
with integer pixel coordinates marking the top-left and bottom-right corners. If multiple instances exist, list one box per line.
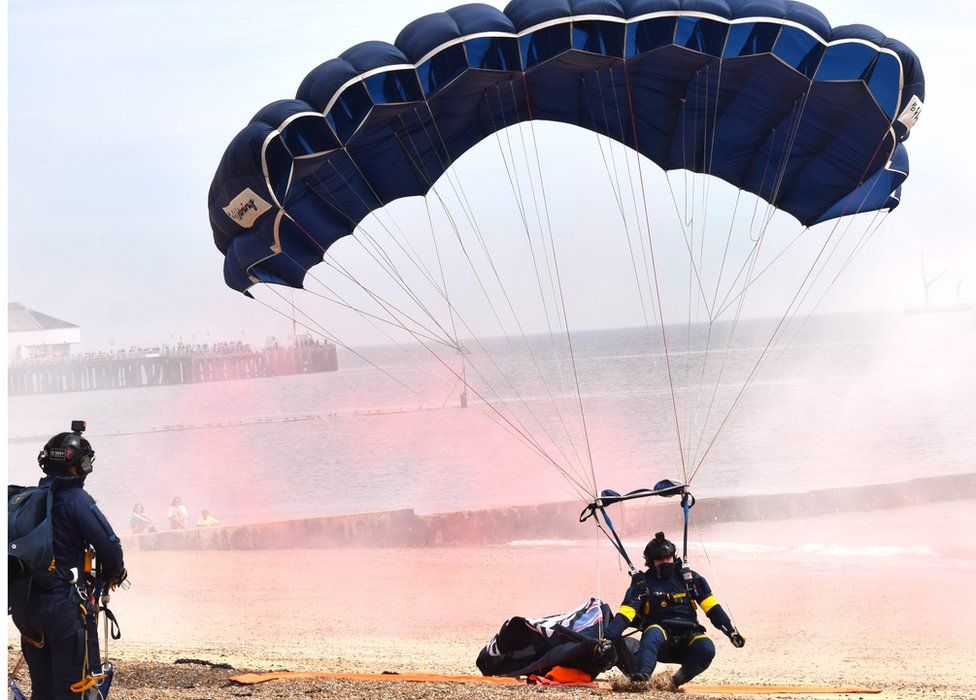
left=8, top=310, right=975, bottom=530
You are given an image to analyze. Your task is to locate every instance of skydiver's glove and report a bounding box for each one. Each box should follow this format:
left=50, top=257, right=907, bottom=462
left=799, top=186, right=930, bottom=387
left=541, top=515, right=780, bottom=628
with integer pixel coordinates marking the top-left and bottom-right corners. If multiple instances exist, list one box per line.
left=728, top=630, right=746, bottom=648
left=110, top=568, right=128, bottom=590
left=593, top=638, right=613, bottom=658
left=625, top=571, right=648, bottom=608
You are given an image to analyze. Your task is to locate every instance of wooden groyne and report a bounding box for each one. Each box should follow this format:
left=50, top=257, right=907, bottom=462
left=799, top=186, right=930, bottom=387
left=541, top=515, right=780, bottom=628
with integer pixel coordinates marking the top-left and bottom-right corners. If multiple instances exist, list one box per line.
left=124, top=472, right=975, bottom=551
left=8, top=343, right=337, bottom=396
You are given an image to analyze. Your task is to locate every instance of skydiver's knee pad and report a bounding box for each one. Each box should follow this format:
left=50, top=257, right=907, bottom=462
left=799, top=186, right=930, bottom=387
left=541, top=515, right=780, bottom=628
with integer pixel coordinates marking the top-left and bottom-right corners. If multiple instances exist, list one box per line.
left=635, top=625, right=668, bottom=674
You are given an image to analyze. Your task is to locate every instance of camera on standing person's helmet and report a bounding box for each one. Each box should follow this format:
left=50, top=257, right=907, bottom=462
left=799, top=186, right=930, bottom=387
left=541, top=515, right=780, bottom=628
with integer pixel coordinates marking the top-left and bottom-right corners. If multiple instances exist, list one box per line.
left=38, top=420, right=96, bottom=476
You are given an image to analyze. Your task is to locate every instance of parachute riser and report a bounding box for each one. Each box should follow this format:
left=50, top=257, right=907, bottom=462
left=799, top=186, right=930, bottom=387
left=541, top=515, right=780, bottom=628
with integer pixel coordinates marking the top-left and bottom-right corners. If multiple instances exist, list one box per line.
left=580, top=481, right=694, bottom=573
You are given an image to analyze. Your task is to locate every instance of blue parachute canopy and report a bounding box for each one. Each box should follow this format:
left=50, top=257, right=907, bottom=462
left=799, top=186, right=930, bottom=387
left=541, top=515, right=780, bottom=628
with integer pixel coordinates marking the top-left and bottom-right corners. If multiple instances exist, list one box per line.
left=209, top=0, right=925, bottom=293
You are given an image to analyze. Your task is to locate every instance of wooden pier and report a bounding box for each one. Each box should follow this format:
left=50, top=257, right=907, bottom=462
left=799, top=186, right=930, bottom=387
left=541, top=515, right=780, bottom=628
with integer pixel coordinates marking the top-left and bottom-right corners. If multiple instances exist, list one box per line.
left=8, top=343, right=338, bottom=396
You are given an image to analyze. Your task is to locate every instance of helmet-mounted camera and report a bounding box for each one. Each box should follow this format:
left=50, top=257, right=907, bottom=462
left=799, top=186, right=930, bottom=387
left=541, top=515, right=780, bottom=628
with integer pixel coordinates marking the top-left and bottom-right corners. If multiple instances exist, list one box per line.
left=38, top=420, right=95, bottom=476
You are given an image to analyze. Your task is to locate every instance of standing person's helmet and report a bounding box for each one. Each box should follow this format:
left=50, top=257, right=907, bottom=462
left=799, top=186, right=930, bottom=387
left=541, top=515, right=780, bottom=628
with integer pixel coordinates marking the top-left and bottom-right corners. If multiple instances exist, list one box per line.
left=643, top=532, right=677, bottom=579
left=38, top=420, right=95, bottom=476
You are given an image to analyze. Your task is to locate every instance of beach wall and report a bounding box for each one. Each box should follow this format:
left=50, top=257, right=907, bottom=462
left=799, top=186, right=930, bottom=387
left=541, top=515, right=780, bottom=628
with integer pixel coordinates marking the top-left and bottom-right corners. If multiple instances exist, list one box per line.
left=125, top=472, right=975, bottom=551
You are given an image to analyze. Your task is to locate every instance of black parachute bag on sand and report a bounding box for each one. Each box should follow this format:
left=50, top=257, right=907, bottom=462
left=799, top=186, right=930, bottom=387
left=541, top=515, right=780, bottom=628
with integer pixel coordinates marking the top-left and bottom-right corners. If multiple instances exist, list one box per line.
left=477, top=598, right=637, bottom=679
left=8, top=484, right=57, bottom=615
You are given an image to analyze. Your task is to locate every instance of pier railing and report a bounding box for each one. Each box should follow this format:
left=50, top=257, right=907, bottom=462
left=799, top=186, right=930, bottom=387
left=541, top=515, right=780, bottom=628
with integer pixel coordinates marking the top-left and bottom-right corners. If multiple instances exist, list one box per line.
left=8, top=342, right=337, bottom=395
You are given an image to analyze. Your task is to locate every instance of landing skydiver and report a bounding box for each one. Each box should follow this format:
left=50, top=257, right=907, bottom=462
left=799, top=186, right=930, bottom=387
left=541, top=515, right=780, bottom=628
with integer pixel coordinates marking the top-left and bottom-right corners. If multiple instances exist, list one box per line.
left=605, top=531, right=745, bottom=688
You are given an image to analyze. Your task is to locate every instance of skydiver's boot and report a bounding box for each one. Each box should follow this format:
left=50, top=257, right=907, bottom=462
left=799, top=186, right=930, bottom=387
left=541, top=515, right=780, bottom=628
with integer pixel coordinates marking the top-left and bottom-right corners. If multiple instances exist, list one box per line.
left=631, top=625, right=665, bottom=683
left=649, top=669, right=676, bottom=691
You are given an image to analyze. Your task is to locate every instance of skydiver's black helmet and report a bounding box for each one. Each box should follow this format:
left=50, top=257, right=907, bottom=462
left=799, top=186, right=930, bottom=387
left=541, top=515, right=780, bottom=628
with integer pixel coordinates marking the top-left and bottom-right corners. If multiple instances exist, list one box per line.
left=643, top=531, right=677, bottom=579
left=38, top=421, right=95, bottom=476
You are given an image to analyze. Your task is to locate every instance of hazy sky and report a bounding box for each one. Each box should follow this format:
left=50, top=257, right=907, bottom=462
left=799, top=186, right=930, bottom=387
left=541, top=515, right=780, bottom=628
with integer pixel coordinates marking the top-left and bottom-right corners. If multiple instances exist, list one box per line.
left=8, top=0, right=975, bottom=351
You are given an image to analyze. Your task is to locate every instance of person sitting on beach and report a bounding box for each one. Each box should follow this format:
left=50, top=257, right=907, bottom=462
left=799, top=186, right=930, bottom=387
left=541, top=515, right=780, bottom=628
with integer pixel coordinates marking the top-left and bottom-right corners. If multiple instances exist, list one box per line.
left=130, top=502, right=155, bottom=533
left=196, top=508, right=221, bottom=527
left=604, top=532, right=745, bottom=688
left=167, top=496, right=188, bottom=530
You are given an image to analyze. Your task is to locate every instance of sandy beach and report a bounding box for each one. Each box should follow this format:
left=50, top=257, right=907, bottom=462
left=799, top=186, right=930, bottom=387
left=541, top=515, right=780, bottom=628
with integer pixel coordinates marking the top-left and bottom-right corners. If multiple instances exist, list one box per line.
left=8, top=504, right=976, bottom=699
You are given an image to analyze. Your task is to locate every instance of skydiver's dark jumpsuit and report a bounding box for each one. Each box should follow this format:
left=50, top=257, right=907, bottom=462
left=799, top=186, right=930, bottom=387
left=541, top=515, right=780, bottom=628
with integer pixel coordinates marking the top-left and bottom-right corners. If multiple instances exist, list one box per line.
left=11, top=475, right=125, bottom=700
left=606, top=566, right=734, bottom=682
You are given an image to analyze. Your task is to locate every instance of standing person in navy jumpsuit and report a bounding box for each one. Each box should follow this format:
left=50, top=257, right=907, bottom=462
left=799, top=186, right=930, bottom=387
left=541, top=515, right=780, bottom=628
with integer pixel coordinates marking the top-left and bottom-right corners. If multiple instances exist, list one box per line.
left=11, top=423, right=126, bottom=700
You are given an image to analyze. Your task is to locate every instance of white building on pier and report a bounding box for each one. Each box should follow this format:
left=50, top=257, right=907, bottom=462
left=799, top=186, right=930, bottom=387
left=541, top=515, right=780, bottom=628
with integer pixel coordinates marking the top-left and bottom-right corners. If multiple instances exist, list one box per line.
left=7, top=303, right=82, bottom=362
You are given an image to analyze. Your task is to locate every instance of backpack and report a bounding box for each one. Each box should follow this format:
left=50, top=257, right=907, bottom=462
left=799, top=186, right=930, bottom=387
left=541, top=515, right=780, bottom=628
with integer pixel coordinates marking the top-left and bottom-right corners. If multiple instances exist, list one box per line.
left=8, top=484, right=57, bottom=615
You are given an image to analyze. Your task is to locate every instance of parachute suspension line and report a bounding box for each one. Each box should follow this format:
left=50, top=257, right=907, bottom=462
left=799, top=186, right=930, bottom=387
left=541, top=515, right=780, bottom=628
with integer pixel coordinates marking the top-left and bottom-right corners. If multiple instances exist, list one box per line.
left=586, top=77, right=627, bottom=219
left=688, top=88, right=817, bottom=472
left=296, top=279, right=447, bottom=348
left=278, top=222, right=599, bottom=499
left=421, top=197, right=464, bottom=389
left=690, top=134, right=810, bottom=475
left=714, top=226, right=810, bottom=319
left=682, top=82, right=697, bottom=450
left=682, top=63, right=717, bottom=470
left=706, top=191, right=743, bottom=329
left=700, top=60, right=725, bottom=250
left=256, top=287, right=434, bottom=405
left=769, top=214, right=883, bottom=365
left=279, top=203, right=583, bottom=483
left=673, top=94, right=714, bottom=314
left=775, top=159, right=893, bottom=337
left=289, top=183, right=461, bottom=345
left=416, top=200, right=471, bottom=413
left=690, top=213, right=772, bottom=467
left=706, top=92, right=813, bottom=322
left=680, top=97, right=693, bottom=229
left=689, top=130, right=898, bottom=482
left=387, top=112, right=596, bottom=489
left=520, top=77, right=600, bottom=496
left=771, top=196, right=892, bottom=365
left=487, top=84, right=584, bottom=404
left=388, top=121, right=514, bottom=341
left=758, top=92, right=816, bottom=240
left=299, top=162, right=460, bottom=342
left=687, top=190, right=743, bottom=466
left=326, top=155, right=454, bottom=304
left=583, top=72, right=656, bottom=339
left=686, top=61, right=731, bottom=468
left=507, top=79, right=601, bottom=475
left=267, top=282, right=593, bottom=500
left=509, top=82, right=568, bottom=341
left=747, top=136, right=777, bottom=244
left=388, top=128, right=593, bottom=481
left=622, top=59, right=688, bottom=482
left=711, top=126, right=809, bottom=305
left=410, top=106, right=550, bottom=344
left=689, top=511, right=738, bottom=626
left=605, top=66, right=663, bottom=334
left=416, top=102, right=592, bottom=483
left=783, top=211, right=872, bottom=326
left=485, top=90, right=558, bottom=339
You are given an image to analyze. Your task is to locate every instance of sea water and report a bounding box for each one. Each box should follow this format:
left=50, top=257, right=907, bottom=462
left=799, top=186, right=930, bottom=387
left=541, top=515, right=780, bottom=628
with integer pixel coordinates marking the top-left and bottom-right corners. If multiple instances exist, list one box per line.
left=7, top=310, right=975, bottom=529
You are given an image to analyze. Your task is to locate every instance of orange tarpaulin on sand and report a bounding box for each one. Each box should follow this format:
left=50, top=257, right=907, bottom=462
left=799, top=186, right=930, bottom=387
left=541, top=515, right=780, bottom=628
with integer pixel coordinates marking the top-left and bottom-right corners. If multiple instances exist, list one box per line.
left=229, top=672, right=880, bottom=695
left=228, top=671, right=521, bottom=686
left=685, top=685, right=881, bottom=695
